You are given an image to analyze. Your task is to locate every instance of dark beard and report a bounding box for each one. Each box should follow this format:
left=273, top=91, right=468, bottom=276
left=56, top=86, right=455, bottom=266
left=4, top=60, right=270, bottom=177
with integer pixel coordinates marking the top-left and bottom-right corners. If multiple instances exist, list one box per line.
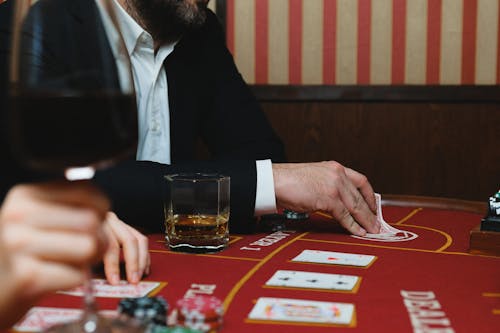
left=128, top=0, right=208, bottom=43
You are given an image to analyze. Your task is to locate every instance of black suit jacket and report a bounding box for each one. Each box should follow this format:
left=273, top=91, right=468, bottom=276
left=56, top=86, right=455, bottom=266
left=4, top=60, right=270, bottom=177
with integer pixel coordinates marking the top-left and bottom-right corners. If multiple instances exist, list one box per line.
left=0, top=0, right=286, bottom=233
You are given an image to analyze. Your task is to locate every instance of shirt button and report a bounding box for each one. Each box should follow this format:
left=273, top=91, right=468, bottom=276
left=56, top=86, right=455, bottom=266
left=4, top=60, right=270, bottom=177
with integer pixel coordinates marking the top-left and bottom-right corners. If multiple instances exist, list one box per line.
left=151, top=121, right=160, bottom=132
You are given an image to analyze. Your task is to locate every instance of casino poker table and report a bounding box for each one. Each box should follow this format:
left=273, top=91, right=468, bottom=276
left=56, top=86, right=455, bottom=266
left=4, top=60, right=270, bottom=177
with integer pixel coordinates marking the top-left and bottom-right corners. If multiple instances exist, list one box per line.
left=11, top=196, right=500, bottom=333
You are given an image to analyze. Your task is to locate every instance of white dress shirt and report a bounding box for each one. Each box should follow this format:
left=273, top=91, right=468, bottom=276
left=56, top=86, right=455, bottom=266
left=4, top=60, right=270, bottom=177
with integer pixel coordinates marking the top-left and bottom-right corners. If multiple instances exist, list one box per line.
left=96, top=0, right=277, bottom=214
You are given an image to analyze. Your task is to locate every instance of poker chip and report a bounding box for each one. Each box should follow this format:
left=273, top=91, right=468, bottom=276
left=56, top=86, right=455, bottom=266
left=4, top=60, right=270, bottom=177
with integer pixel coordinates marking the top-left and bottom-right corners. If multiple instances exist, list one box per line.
left=175, top=295, right=223, bottom=319
left=283, top=209, right=309, bottom=220
left=149, top=325, right=203, bottom=333
left=259, top=214, right=286, bottom=232
left=174, top=296, right=223, bottom=332
left=176, top=319, right=222, bottom=332
left=118, top=296, right=168, bottom=326
left=494, top=191, right=500, bottom=200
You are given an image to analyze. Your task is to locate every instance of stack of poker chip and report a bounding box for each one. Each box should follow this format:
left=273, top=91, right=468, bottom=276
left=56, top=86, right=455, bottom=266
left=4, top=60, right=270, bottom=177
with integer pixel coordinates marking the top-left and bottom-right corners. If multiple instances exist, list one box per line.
left=117, top=296, right=168, bottom=328
left=283, top=209, right=309, bottom=220
left=174, top=295, right=224, bottom=332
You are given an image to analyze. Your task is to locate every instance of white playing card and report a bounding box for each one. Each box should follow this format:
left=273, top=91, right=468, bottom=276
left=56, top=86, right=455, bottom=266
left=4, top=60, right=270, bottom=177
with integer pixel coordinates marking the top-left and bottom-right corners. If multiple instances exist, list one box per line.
left=58, top=279, right=161, bottom=298
left=265, top=270, right=359, bottom=291
left=248, top=297, right=355, bottom=325
left=351, top=193, right=418, bottom=242
left=292, top=249, right=376, bottom=267
left=13, top=307, right=116, bottom=332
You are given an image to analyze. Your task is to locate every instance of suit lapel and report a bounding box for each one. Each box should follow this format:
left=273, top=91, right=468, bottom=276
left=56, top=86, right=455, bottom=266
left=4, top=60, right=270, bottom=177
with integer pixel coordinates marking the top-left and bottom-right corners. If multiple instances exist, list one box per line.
left=63, top=0, right=119, bottom=90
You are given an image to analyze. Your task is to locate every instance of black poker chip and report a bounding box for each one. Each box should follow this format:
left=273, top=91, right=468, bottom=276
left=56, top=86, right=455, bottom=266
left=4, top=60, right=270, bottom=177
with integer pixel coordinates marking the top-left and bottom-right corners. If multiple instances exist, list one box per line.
left=259, top=214, right=287, bottom=232
left=283, top=209, right=309, bottom=220
left=118, top=296, right=168, bottom=326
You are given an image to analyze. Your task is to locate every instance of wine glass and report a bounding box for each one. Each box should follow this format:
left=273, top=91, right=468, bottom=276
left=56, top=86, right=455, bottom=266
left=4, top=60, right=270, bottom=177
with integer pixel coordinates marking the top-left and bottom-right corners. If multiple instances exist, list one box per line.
left=8, top=0, right=141, bottom=332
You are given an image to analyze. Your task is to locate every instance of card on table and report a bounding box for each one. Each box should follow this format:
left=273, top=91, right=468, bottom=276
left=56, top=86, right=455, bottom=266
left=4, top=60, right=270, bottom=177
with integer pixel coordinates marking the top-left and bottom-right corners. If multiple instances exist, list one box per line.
left=13, top=307, right=116, bottom=332
left=248, top=297, right=355, bottom=325
left=58, top=279, right=162, bottom=298
left=265, top=270, right=359, bottom=291
left=291, top=249, right=376, bottom=267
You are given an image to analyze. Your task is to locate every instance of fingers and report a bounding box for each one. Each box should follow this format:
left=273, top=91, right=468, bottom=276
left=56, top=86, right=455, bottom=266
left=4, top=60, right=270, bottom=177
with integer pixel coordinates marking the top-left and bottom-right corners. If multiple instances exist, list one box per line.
left=1, top=182, right=110, bottom=231
left=33, top=180, right=110, bottom=215
left=102, top=221, right=121, bottom=285
left=128, top=226, right=150, bottom=276
left=3, top=224, right=106, bottom=265
left=15, top=181, right=109, bottom=211
left=14, top=256, right=87, bottom=296
left=339, top=178, right=379, bottom=234
left=102, top=213, right=149, bottom=285
left=329, top=198, right=367, bottom=236
left=345, top=168, right=377, bottom=213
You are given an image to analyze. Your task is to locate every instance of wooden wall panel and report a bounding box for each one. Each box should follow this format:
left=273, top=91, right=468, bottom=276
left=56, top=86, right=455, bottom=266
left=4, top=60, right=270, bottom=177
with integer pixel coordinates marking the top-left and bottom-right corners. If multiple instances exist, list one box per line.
left=260, top=101, right=500, bottom=201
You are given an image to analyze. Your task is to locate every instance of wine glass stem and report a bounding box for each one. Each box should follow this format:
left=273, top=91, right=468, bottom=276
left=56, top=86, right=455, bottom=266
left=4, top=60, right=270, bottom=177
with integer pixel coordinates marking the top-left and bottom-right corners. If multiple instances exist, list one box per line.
left=64, top=167, right=101, bottom=332
left=82, top=267, right=99, bottom=332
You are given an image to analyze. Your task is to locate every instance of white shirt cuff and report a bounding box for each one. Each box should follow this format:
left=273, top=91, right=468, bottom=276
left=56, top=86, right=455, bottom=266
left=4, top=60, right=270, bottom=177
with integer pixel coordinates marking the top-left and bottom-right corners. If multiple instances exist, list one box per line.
left=254, top=159, right=277, bottom=215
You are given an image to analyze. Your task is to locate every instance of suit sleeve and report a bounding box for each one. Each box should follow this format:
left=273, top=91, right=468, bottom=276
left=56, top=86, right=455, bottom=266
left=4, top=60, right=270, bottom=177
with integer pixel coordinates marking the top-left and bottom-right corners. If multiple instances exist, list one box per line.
left=94, top=158, right=259, bottom=234
left=196, top=11, right=287, bottom=163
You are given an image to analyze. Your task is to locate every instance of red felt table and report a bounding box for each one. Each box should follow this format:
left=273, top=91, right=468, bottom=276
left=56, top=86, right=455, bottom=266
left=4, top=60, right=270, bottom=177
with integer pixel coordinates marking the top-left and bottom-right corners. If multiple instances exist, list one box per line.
left=12, top=196, right=500, bottom=333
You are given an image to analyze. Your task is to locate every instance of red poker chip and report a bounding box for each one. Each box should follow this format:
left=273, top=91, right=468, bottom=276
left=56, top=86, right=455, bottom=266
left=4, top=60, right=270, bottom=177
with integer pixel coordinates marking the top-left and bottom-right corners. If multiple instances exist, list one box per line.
left=176, top=311, right=222, bottom=323
left=175, top=296, right=224, bottom=321
left=177, top=319, right=222, bottom=333
left=176, top=314, right=223, bottom=325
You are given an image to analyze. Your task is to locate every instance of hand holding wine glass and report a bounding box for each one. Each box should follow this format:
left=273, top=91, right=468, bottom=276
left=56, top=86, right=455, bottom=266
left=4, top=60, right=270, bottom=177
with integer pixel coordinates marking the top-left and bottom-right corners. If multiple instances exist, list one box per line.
left=0, top=181, right=110, bottom=329
left=8, top=0, right=141, bottom=331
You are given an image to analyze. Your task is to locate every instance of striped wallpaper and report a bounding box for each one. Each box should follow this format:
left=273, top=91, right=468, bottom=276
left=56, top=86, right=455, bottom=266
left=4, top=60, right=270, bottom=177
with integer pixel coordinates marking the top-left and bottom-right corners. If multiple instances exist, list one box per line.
left=226, top=0, right=500, bottom=85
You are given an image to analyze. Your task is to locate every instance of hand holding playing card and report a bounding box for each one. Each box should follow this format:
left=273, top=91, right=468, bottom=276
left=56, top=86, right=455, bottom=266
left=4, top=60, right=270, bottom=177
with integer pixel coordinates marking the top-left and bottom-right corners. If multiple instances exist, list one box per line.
left=351, top=194, right=419, bottom=242
left=272, top=161, right=379, bottom=236
left=0, top=182, right=109, bottom=329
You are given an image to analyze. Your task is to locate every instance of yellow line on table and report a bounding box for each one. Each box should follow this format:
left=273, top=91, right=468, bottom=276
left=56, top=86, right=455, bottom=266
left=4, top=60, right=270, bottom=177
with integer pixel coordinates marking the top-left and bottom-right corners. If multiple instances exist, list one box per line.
left=297, top=238, right=474, bottom=256
left=483, top=293, right=500, bottom=297
left=314, top=211, right=333, bottom=219
left=148, top=282, right=168, bottom=296
left=493, top=309, right=500, bottom=315
left=395, top=208, right=422, bottom=225
left=314, top=207, right=422, bottom=227
left=222, top=232, right=309, bottom=313
left=401, top=224, right=453, bottom=252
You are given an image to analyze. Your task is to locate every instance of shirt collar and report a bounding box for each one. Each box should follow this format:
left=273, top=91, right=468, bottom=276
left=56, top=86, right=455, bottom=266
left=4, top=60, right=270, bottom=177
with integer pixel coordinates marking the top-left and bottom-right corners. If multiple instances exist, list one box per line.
left=111, top=0, right=145, bottom=56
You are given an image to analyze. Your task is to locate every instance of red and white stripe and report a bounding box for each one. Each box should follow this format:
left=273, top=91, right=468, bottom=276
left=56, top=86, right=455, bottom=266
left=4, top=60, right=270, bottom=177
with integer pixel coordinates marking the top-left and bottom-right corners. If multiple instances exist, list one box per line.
left=227, top=0, right=500, bottom=85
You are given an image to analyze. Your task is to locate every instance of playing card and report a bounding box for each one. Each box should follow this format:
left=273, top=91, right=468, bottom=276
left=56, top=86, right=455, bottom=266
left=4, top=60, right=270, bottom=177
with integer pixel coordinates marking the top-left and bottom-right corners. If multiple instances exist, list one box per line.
left=292, top=249, right=376, bottom=267
left=58, top=279, right=162, bottom=298
left=265, top=270, right=359, bottom=291
left=351, top=193, right=418, bottom=242
left=248, top=297, right=355, bottom=325
left=13, top=307, right=116, bottom=332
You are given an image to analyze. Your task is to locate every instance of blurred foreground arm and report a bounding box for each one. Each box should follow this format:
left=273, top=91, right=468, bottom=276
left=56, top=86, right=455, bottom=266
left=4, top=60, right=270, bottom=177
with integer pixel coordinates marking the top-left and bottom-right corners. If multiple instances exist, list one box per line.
left=272, top=161, right=379, bottom=236
left=0, top=182, right=109, bottom=328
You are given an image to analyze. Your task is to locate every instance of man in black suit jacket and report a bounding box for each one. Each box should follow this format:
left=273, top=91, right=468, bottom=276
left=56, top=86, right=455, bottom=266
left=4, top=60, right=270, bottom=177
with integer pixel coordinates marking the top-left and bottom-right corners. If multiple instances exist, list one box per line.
left=0, top=0, right=287, bottom=233
left=0, top=0, right=380, bottom=268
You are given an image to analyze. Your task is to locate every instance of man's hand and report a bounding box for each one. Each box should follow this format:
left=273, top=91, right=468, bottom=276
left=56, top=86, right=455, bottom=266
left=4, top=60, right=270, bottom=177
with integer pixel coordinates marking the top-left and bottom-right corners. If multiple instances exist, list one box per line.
left=272, top=161, right=379, bottom=236
left=102, top=212, right=150, bottom=285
